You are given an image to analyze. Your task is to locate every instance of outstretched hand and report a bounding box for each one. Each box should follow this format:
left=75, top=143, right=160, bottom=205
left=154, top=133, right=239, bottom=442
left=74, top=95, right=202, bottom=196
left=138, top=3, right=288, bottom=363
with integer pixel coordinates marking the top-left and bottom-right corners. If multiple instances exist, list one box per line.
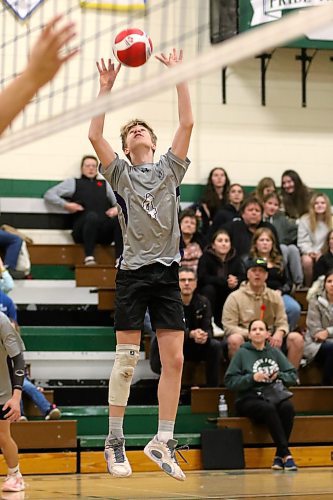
left=155, top=48, right=183, bottom=68
left=96, top=58, right=121, bottom=92
left=26, top=14, right=78, bottom=87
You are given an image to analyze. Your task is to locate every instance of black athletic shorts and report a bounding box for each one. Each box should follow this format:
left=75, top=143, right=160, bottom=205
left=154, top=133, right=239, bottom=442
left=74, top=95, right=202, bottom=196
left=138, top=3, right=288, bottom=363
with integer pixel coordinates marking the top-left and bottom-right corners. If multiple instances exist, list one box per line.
left=114, top=262, right=185, bottom=331
left=0, top=405, right=10, bottom=420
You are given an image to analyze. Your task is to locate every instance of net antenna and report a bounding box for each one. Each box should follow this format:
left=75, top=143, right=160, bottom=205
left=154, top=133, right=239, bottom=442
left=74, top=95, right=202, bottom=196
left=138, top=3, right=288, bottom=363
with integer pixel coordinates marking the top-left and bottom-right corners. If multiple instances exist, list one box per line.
left=1, top=2, right=333, bottom=154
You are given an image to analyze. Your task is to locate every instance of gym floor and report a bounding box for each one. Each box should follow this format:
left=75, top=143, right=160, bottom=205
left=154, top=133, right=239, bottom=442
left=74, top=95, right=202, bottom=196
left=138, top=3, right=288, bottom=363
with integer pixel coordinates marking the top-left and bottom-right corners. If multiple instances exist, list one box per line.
left=6, top=467, right=333, bottom=499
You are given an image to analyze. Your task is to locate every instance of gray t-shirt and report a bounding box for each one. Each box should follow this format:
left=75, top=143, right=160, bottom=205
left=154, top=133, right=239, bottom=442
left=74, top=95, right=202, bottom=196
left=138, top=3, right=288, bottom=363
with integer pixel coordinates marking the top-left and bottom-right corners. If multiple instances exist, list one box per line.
left=101, top=149, right=190, bottom=270
left=0, top=312, right=25, bottom=404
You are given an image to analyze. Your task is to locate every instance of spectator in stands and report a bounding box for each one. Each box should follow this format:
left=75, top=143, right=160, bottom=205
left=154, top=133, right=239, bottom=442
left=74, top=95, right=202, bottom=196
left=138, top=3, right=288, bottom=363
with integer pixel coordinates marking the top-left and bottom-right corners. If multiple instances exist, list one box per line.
left=19, top=375, right=61, bottom=422
left=197, top=229, right=244, bottom=328
left=0, top=257, right=14, bottom=293
left=280, top=170, right=311, bottom=221
left=44, top=155, right=122, bottom=265
left=180, top=209, right=205, bottom=271
left=249, top=227, right=301, bottom=331
left=150, top=267, right=222, bottom=387
left=209, top=183, right=244, bottom=237
left=225, top=319, right=298, bottom=471
left=198, top=167, right=230, bottom=236
left=222, top=258, right=304, bottom=370
left=303, top=270, right=333, bottom=384
left=314, top=230, right=333, bottom=280
left=263, top=192, right=303, bottom=287
left=224, top=197, right=279, bottom=259
left=0, top=230, right=24, bottom=279
left=297, top=193, right=332, bottom=287
left=0, top=311, right=25, bottom=493
left=254, top=177, right=277, bottom=204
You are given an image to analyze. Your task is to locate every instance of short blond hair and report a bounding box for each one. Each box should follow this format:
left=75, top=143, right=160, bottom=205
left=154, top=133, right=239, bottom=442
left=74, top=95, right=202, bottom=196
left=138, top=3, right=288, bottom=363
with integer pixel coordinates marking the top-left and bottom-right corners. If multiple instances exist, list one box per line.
left=120, top=119, right=157, bottom=161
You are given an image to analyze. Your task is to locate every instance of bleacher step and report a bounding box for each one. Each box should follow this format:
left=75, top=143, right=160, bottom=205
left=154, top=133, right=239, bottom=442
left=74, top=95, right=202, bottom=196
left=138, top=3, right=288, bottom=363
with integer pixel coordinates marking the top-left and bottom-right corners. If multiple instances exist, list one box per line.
left=9, top=280, right=97, bottom=305
left=60, top=405, right=216, bottom=436
left=79, top=433, right=201, bottom=448
left=21, top=326, right=116, bottom=351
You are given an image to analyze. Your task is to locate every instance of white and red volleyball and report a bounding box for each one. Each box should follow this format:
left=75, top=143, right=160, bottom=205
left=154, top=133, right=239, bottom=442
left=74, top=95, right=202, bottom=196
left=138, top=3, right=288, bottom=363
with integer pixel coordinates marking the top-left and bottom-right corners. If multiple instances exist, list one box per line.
left=112, top=28, right=153, bottom=67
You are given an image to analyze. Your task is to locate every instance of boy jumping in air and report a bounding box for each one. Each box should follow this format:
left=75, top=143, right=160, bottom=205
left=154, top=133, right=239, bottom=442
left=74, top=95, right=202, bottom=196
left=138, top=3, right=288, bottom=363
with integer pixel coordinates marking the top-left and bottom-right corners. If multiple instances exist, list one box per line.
left=89, top=50, right=193, bottom=480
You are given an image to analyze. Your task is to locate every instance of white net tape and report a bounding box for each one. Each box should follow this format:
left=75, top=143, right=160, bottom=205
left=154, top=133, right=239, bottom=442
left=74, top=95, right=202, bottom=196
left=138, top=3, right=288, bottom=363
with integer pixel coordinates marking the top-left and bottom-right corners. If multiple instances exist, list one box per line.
left=1, top=2, right=333, bottom=153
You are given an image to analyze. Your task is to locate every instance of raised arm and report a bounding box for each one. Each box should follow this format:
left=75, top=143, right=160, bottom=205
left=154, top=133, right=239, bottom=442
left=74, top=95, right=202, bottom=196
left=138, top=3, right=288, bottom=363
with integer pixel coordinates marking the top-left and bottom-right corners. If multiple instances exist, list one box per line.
left=155, top=49, right=193, bottom=161
left=0, top=15, right=77, bottom=136
left=88, top=58, right=121, bottom=167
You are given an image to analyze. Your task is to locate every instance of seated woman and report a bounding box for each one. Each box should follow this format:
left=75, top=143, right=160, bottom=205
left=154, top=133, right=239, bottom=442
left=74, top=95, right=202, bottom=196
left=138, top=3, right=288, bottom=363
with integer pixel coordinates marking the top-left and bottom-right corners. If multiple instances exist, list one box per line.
left=197, top=229, right=244, bottom=328
left=298, top=193, right=332, bottom=287
left=179, top=209, right=205, bottom=271
left=263, top=192, right=303, bottom=287
left=254, top=177, right=277, bottom=205
left=314, top=230, right=333, bottom=281
left=280, top=169, right=312, bottom=222
left=250, top=227, right=301, bottom=331
left=198, top=167, right=230, bottom=236
left=303, top=270, right=333, bottom=385
left=225, top=319, right=298, bottom=471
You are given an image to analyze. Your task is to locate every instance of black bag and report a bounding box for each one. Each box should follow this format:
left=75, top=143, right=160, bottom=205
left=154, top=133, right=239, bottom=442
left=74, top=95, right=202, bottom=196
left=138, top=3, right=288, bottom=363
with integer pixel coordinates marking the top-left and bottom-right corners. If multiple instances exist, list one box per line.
left=201, top=428, right=245, bottom=470
left=258, top=380, right=293, bottom=405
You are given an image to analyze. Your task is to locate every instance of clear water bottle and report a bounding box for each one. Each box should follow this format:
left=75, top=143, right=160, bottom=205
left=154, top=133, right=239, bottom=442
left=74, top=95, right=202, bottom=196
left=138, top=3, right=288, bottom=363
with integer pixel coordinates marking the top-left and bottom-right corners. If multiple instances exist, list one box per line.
left=218, top=394, right=228, bottom=417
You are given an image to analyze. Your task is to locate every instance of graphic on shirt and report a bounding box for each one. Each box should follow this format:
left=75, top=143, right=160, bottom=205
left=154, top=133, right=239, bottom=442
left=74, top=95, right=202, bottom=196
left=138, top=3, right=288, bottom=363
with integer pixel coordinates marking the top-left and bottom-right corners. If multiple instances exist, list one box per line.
left=155, top=166, right=164, bottom=180
left=142, top=193, right=157, bottom=220
left=253, top=358, right=279, bottom=379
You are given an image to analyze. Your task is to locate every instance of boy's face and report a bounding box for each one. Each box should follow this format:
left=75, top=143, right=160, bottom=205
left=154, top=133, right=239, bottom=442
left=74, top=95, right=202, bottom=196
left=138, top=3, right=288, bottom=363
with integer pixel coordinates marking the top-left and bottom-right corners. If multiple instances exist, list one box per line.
left=123, top=124, right=156, bottom=156
left=264, top=197, right=279, bottom=217
left=81, top=158, right=98, bottom=178
left=247, top=267, right=267, bottom=288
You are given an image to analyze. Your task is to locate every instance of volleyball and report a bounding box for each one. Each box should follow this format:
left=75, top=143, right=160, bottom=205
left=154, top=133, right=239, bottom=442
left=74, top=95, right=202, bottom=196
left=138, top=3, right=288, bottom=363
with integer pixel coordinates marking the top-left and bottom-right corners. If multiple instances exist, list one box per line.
left=112, top=28, right=153, bottom=67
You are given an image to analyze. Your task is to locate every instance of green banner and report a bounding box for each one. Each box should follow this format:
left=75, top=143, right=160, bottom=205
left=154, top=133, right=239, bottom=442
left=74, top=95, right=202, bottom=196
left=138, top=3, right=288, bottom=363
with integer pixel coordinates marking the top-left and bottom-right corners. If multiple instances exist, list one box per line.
left=239, top=1, right=333, bottom=49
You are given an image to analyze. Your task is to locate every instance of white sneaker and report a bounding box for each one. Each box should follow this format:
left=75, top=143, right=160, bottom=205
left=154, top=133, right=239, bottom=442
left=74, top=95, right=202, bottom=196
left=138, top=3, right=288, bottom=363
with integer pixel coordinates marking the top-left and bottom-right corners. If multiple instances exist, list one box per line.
left=1, top=473, right=25, bottom=492
left=144, top=437, right=186, bottom=481
left=104, top=437, right=132, bottom=477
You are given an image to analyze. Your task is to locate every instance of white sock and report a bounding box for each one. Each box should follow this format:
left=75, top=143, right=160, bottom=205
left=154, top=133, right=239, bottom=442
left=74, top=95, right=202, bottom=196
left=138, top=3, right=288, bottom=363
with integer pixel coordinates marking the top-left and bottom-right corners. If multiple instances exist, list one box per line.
left=8, top=465, right=20, bottom=476
left=157, top=419, right=175, bottom=443
left=108, top=416, right=124, bottom=439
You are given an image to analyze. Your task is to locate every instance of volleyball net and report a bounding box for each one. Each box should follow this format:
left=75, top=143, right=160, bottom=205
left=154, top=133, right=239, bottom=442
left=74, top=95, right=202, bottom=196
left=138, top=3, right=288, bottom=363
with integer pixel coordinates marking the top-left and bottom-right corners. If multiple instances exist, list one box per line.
left=1, top=0, right=333, bottom=153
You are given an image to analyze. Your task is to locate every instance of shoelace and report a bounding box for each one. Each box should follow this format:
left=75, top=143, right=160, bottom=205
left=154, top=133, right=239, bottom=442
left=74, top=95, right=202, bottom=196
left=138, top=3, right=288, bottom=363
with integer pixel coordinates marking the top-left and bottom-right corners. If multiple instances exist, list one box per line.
left=105, top=441, right=126, bottom=463
left=169, top=444, right=189, bottom=465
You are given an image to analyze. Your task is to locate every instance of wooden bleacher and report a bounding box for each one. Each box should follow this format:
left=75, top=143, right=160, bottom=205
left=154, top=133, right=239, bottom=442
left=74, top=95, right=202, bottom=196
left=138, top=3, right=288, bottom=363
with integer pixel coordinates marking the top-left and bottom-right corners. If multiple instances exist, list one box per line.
left=191, top=387, right=333, bottom=468
left=75, top=265, right=116, bottom=288
left=0, top=420, right=78, bottom=475
left=27, top=243, right=115, bottom=266
left=191, top=386, right=333, bottom=414
left=27, top=242, right=117, bottom=307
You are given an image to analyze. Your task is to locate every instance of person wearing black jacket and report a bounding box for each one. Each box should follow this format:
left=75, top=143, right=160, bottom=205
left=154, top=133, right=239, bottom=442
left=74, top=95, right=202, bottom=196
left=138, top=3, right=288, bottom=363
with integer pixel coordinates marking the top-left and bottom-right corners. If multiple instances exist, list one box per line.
left=209, top=183, right=244, bottom=239
left=198, top=229, right=244, bottom=328
left=44, top=155, right=122, bottom=265
left=225, top=197, right=279, bottom=260
left=314, top=230, right=333, bottom=280
left=150, top=267, right=222, bottom=387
